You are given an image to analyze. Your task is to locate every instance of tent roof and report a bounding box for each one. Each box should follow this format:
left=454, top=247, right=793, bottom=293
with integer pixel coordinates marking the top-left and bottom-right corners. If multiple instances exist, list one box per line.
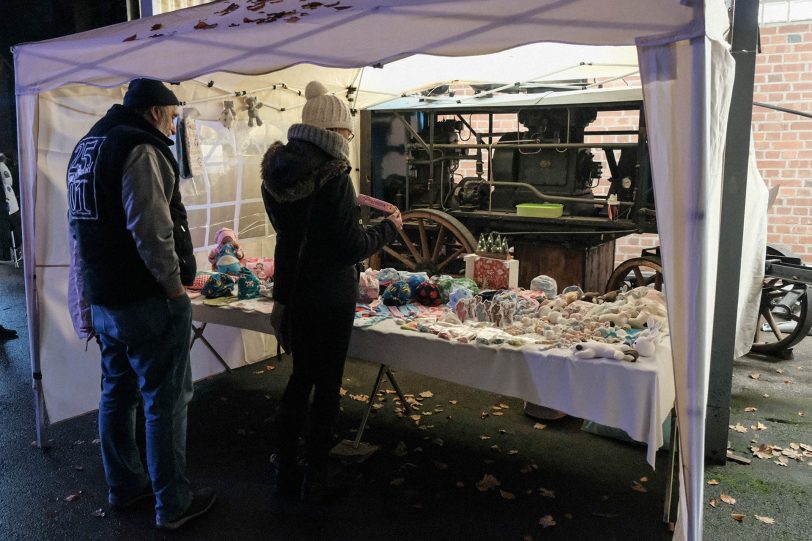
left=13, top=0, right=706, bottom=95
left=367, top=86, right=643, bottom=112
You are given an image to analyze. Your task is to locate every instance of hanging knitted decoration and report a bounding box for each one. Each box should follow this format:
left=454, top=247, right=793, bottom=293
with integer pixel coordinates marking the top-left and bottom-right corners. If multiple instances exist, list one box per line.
left=382, top=280, right=412, bottom=306
left=414, top=282, right=443, bottom=307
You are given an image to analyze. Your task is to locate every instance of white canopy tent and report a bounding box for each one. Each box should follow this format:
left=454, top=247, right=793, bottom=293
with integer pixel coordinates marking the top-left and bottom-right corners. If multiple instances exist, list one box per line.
left=13, top=1, right=758, bottom=539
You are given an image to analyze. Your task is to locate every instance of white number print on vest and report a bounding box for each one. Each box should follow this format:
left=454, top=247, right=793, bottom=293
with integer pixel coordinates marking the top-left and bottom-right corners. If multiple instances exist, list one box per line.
left=68, top=136, right=105, bottom=220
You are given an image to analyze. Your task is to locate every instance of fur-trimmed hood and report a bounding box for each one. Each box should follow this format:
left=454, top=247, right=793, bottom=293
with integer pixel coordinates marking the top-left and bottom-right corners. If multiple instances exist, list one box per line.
left=261, top=139, right=350, bottom=203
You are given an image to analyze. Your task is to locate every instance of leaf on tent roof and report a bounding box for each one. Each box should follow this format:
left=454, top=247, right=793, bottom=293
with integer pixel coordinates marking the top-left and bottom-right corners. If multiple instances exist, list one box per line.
left=539, top=515, right=556, bottom=528
left=194, top=20, right=218, bottom=30
left=215, top=3, right=240, bottom=16
left=325, top=1, right=340, bottom=6
left=730, top=512, right=745, bottom=522
left=244, top=17, right=262, bottom=23
left=149, top=34, right=165, bottom=38
left=123, top=34, right=137, bottom=42
left=334, top=5, right=352, bottom=10
left=720, top=494, right=736, bottom=505
left=150, top=24, right=163, bottom=31
left=754, top=515, right=775, bottom=524
left=302, top=2, right=324, bottom=9
left=286, top=16, right=300, bottom=23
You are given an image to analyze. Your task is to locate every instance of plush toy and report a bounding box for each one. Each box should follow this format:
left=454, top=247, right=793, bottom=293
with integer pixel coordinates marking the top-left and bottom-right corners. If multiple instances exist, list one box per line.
left=244, top=96, right=263, bottom=127
left=382, top=280, right=412, bottom=306
left=208, top=227, right=245, bottom=272
left=572, top=341, right=637, bottom=362
left=220, top=100, right=237, bottom=129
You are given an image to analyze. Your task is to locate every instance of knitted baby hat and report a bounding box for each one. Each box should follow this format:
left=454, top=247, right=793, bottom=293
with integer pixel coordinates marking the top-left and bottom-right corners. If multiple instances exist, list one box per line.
left=214, top=228, right=237, bottom=246
left=301, top=81, right=353, bottom=131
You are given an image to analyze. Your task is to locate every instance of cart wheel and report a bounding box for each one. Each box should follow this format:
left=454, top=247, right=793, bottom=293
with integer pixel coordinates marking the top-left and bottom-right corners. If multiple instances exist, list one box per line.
left=750, top=278, right=811, bottom=356
left=605, top=255, right=663, bottom=293
left=370, top=208, right=477, bottom=275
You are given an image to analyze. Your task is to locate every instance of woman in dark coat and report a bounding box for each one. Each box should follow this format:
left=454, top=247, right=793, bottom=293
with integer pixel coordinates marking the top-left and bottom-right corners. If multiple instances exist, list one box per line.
left=261, top=81, right=402, bottom=508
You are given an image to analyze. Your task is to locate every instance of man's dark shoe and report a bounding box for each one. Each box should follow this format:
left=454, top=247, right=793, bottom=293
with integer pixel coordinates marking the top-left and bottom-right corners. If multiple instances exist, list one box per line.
left=156, top=488, right=217, bottom=530
left=0, top=325, right=18, bottom=341
left=109, top=485, right=154, bottom=511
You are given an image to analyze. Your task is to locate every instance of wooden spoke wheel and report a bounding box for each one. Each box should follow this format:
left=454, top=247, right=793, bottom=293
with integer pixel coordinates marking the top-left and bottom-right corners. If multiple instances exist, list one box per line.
left=369, top=208, right=477, bottom=276
left=605, top=255, right=663, bottom=293
left=751, top=278, right=812, bottom=356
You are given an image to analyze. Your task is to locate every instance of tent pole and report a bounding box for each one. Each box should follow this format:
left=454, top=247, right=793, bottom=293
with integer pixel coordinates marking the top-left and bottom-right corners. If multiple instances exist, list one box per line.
left=705, top=0, right=760, bottom=464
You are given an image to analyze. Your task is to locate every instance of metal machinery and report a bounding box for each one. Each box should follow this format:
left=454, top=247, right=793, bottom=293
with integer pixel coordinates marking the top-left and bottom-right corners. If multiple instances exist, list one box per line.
left=360, top=84, right=812, bottom=358
left=360, top=86, right=655, bottom=292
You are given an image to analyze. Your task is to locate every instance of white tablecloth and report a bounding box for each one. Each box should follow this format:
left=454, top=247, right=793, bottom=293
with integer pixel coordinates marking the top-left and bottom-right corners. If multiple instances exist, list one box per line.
left=192, top=300, right=675, bottom=468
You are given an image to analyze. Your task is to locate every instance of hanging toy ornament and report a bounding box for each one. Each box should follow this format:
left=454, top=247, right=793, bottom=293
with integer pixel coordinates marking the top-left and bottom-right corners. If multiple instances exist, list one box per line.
left=244, top=96, right=264, bottom=127
left=219, top=100, right=236, bottom=129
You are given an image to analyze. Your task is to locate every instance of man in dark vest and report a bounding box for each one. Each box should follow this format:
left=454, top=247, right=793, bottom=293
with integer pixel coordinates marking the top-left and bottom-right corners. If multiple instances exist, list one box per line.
left=67, top=79, right=215, bottom=530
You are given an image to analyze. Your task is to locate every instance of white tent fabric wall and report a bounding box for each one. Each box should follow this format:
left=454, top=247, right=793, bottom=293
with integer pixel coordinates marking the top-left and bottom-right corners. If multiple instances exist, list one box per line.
left=12, top=2, right=751, bottom=539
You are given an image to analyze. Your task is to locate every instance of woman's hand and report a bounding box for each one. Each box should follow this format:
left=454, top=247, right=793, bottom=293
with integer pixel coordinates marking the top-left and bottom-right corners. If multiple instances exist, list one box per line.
left=386, top=208, right=403, bottom=230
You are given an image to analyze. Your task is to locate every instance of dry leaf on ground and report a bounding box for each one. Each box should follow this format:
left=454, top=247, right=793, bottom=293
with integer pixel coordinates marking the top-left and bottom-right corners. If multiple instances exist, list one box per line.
left=500, top=489, right=516, bottom=500
left=63, top=494, right=79, bottom=502
left=720, top=494, right=736, bottom=505
left=631, top=481, right=648, bottom=493
left=539, top=487, right=555, bottom=498
left=754, top=515, right=775, bottom=524
left=730, top=423, right=747, bottom=433
left=390, top=478, right=405, bottom=486
left=744, top=407, right=758, bottom=412
left=707, top=479, right=719, bottom=485
left=479, top=435, right=492, bottom=441
left=756, top=422, right=767, bottom=431
left=709, top=498, right=718, bottom=508
left=539, top=515, right=556, bottom=528
left=448, top=400, right=458, bottom=405
left=731, top=513, right=745, bottom=522
left=475, top=474, right=501, bottom=492
left=90, top=508, right=105, bottom=518
left=750, top=373, right=761, bottom=380
left=492, top=411, right=504, bottom=416
left=419, top=391, right=433, bottom=398
left=533, top=423, right=547, bottom=430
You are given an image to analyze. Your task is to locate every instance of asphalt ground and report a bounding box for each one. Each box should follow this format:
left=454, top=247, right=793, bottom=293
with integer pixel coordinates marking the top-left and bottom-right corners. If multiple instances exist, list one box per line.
left=0, top=261, right=809, bottom=541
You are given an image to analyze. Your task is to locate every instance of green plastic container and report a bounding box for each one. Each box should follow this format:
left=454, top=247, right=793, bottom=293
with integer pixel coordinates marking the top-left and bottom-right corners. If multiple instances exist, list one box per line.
left=515, top=203, right=564, bottom=218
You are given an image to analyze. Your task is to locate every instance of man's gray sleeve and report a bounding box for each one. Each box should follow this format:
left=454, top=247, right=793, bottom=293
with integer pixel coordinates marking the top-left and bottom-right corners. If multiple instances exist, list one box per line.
left=121, top=144, right=182, bottom=296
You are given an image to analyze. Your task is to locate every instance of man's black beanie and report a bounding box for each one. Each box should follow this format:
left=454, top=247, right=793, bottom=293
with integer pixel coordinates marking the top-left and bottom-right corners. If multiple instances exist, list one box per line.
left=123, top=78, right=180, bottom=108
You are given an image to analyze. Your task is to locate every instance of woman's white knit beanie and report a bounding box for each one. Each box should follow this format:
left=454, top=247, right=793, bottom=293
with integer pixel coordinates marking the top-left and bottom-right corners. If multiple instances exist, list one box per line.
left=301, top=81, right=353, bottom=131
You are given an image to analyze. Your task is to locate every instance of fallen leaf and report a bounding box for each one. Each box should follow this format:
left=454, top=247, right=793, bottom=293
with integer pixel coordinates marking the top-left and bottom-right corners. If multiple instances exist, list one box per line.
left=775, top=368, right=784, bottom=374
left=707, top=479, right=719, bottom=486
left=479, top=435, right=492, bottom=441
left=508, top=450, right=519, bottom=455
left=392, top=441, right=408, bottom=457
left=763, top=393, right=769, bottom=398
left=539, top=487, right=555, bottom=498
left=731, top=512, right=745, bottom=522
left=709, top=498, right=718, bottom=508
left=350, top=394, right=369, bottom=402
left=756, top=422, right=767, bottom=431
left=448, top=400, right=458, bottom=405
left=720, top=494, right=736, bottom=505
left=639, top=476, right=648, bottom=483
left=64, top=494, right=79, bottom=502
left=490, top=444, right=501, bottom=452
left=800, top=444, right=812, bottom=452
left=539, top=515, right=556, bottom=528
left=499, top=489, right=515, bottom=500
left=433, top=460, right=447, bottom=470
left=90, top=508, right=105, bottom=518
left=432, top=438, right=444, bottom=447
left=774, top=457, right=789, bottom=466
left=492, top=411, right=504, bottom=416
left=123, top=34, right=137, bottom=42
left=481, top=412, right=490, bottom=419
left=754, top=514, right=775, bottom=524
left=475, top=474, right=500, bottom=492
left=214, top=3, right=239, bottom=15
left=799, top=412, right=805, bottom=417
left=744, top=407, right=758, bottom=413
left=339, top=387, right=347, bottom=396
left=592, top=512, right=619, bottom=519
left=419, top=391, right=434, bottom=398
left=750, top=373, right=761, bottom=380
left=533, top=423, right=547, bottom=430
left=730, top=423, right=748, bottom=433
left=631, top=481, right=648, bottom=493
left=498, top=403, right=510, bottom=409
left=194, top=20, right=218, bottom=29
left=390, top=478, right=405, bottom=486
left=409, top=414, right=422, bottom=423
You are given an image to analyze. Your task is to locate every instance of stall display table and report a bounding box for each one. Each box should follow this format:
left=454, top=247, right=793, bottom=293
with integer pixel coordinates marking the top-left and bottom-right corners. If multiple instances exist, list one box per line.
left=191, top=297, right=675, bottom=469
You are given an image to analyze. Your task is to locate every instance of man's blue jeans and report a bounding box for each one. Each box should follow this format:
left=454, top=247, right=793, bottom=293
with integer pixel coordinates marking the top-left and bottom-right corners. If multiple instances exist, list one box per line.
left=92, top=295, right=193, bottom=522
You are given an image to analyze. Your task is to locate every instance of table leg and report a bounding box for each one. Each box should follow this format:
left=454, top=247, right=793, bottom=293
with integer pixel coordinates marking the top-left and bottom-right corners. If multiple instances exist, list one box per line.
left=351, top=364, right=388, bottom=448
left=663, top=409, right=679, bottom=525
left=190, top=322, right=232, bottom=373
left=384, top=368, right=411, bottom=412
